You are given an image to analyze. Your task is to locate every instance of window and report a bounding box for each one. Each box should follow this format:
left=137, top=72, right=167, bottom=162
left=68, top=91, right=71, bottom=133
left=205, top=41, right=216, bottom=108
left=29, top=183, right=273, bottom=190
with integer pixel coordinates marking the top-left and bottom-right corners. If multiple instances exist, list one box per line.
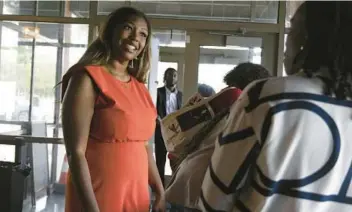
left=198, top=64, right=233, bottom=92
left=97, top=0, right=126, bottom=15
left=56, top=129, right=65, bottom=182
left=285, top=1, right=304, bottom=28
left=198, top=45, right=262, bottom=92
left=0, top=21, right=88, bottom=170
left=98, top=1, right=279, bottom=23
left=283, top=34, right=288, bottom=76
left=154, top=29, right=186, bottom=48
left=2, top=0, right=90, bottom=18
left=0, top=123, right=21, bottom=163
left=0, top=22, right=33, bottom=123
left=0, top=21, right=88, bottom=127
left=0, top=144, right=15, bottom=162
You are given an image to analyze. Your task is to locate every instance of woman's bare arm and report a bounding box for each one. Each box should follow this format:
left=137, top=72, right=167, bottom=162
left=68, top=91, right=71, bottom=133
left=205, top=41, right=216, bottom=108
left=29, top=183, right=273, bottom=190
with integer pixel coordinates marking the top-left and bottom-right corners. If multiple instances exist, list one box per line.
left=146, top=143, right=165, bottom=211
left=146, top=143, right=164, bottom=192
left=62, top=70, right=99, bottom=212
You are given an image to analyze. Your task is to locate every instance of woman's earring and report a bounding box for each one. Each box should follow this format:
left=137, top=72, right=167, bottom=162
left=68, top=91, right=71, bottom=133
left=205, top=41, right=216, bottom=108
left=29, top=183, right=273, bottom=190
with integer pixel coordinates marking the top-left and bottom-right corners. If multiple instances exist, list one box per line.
left=129, top=57, right=139, bottom=69
left=293, top=47, right=307, bottom=72
left=130, top=57, right=139, bottom=69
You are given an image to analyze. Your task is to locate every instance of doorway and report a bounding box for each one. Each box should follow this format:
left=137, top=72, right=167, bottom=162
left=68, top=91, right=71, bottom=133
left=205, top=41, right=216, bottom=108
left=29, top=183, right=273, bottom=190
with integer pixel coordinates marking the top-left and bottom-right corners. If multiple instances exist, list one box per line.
left=198, top=36, right=263, bottom=92
left=182, top=31, right=278, bottom=100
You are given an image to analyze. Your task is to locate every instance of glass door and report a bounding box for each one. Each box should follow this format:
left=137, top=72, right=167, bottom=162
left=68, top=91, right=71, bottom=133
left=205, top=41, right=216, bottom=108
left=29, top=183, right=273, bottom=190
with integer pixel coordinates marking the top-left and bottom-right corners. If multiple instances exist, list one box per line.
left=155, top=29, right=186, bottom=91
left=198, top=35, right=263, bottom=93
left=153, top=29, right=186, bottom=177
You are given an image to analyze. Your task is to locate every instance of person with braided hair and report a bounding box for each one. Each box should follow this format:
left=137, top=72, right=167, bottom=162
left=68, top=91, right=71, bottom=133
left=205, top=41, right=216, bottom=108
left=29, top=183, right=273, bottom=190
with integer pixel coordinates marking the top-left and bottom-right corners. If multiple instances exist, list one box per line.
left=199, top=2, right=352, bottom=212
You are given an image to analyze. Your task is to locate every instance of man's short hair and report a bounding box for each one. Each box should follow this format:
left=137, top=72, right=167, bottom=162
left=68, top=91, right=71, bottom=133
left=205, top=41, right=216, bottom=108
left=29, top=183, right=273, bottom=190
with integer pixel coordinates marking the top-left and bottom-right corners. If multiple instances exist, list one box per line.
left=163, top=67, right=177, bottom=81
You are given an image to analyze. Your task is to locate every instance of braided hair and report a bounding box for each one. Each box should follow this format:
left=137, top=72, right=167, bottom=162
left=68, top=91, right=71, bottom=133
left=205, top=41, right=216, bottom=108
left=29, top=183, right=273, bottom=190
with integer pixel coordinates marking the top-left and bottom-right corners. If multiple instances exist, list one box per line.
left=300, top=1, right=352, bottom=100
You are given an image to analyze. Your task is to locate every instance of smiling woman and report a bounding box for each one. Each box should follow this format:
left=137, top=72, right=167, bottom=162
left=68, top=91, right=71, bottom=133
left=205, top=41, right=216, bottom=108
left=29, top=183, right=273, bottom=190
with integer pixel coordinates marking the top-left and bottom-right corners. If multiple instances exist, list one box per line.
left=61, top=7, right=165, bottom=212
left=75, top=7, right=152, bottom=83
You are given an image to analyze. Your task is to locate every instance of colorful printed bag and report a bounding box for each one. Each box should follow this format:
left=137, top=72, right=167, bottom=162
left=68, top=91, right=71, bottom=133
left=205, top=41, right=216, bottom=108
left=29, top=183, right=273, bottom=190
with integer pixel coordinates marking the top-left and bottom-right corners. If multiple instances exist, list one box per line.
left=160, top=87, right=241, bottom=156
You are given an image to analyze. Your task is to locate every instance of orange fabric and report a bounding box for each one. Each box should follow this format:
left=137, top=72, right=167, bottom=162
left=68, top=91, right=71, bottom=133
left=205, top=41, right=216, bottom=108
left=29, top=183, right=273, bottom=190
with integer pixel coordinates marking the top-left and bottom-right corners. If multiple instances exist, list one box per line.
left=62, top=65, right=156, bottom=212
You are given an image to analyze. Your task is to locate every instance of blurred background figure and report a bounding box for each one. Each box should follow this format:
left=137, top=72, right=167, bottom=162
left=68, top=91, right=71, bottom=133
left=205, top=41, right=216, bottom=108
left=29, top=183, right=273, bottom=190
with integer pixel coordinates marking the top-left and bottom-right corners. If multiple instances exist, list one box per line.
left=155, top=67, right=182, bottom=187
left=198, top=83, right=216, bottom=98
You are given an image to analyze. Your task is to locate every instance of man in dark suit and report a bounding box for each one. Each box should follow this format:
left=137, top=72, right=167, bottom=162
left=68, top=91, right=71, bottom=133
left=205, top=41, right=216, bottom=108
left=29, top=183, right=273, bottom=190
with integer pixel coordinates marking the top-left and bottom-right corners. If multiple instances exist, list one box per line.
left=155, top=67, right=182, bottom=186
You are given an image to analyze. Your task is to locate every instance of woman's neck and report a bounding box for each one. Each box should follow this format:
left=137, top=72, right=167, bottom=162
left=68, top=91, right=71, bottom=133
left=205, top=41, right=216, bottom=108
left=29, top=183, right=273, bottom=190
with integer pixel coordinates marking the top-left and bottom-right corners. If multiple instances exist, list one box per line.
left=113, top=60, right=128, bottom=72
left=110, top=60, right=130, bottom=82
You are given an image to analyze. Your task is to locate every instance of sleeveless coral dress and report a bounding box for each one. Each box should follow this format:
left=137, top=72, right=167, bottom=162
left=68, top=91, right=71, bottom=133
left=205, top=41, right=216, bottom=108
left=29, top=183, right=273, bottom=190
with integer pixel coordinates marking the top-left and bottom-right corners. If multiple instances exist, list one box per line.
left=62, top=65, right=156, bottom=212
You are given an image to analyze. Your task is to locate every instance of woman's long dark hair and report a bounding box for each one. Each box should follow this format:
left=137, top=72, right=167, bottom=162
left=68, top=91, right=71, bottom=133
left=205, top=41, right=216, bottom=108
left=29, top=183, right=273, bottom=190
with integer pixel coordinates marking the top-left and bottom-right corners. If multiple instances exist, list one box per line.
left=76, top=7, right=152, bottom=83
left=301, top=1, right=352, bottom=100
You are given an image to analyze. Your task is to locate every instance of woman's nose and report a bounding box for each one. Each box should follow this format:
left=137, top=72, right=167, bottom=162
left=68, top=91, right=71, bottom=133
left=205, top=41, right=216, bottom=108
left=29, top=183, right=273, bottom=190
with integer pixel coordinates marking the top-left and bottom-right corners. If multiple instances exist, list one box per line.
left=129, top=29, right=138, bottom=41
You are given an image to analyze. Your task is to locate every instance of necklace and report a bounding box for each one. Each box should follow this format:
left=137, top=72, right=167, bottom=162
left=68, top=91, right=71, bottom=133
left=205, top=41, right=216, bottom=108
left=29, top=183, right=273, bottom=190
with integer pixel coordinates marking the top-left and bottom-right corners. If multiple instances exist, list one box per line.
left=116, top=75, right=132, bottom=89
left=112, top=72, right=130, bottom=80
left=120, top=80, right=131, bottom=89
left=107, top=67, right=131, bottom=88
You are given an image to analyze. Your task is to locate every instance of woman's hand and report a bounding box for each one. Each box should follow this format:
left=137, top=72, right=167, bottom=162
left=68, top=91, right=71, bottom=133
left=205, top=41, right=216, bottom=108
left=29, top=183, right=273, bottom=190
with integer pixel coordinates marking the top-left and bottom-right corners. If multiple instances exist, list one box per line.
left=146, top=143, right=166, bottom=212
left=152, top=191, right=166, bottom=212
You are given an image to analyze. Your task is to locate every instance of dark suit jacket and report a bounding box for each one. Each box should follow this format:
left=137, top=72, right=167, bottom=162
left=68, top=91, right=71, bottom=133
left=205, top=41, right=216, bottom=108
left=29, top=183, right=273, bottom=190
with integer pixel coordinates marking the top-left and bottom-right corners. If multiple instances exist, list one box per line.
left=156, top=86, right=182, bottom=120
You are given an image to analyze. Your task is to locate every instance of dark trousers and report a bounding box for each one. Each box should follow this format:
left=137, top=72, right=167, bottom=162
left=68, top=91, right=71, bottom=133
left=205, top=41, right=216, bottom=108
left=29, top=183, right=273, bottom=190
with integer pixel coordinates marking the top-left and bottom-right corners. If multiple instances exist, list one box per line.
left=155, top=125, right=167, bottom=187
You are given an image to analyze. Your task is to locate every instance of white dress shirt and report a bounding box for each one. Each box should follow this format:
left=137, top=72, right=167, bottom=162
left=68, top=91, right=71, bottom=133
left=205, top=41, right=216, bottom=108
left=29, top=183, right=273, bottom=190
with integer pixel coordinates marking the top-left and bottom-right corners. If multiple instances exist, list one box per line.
left=165, top=87, right=178, bottom=115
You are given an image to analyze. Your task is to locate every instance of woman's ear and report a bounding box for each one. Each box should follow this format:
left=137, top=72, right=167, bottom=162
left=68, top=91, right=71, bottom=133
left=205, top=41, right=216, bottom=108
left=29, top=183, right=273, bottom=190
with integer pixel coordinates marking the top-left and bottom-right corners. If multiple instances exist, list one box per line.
left=284, top=3, right=307, bottom=75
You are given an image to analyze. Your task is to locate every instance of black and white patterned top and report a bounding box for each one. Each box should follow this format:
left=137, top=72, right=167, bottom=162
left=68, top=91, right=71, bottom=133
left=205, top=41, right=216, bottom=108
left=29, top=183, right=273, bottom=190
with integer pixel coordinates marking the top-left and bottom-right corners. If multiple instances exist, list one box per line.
left=199, top=72, right=352, bottom=212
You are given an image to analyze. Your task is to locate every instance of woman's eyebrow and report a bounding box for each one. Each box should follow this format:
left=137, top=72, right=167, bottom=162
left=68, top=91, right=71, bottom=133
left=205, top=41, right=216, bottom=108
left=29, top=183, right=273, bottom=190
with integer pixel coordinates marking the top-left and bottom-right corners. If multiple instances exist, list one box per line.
left=125, top=21, right=134, bottom=26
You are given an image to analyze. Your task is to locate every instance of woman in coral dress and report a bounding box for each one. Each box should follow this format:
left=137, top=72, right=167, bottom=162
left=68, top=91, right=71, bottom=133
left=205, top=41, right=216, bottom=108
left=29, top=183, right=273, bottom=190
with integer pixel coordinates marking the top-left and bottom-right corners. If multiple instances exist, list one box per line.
left=61, top=7, right=165, bottom=212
